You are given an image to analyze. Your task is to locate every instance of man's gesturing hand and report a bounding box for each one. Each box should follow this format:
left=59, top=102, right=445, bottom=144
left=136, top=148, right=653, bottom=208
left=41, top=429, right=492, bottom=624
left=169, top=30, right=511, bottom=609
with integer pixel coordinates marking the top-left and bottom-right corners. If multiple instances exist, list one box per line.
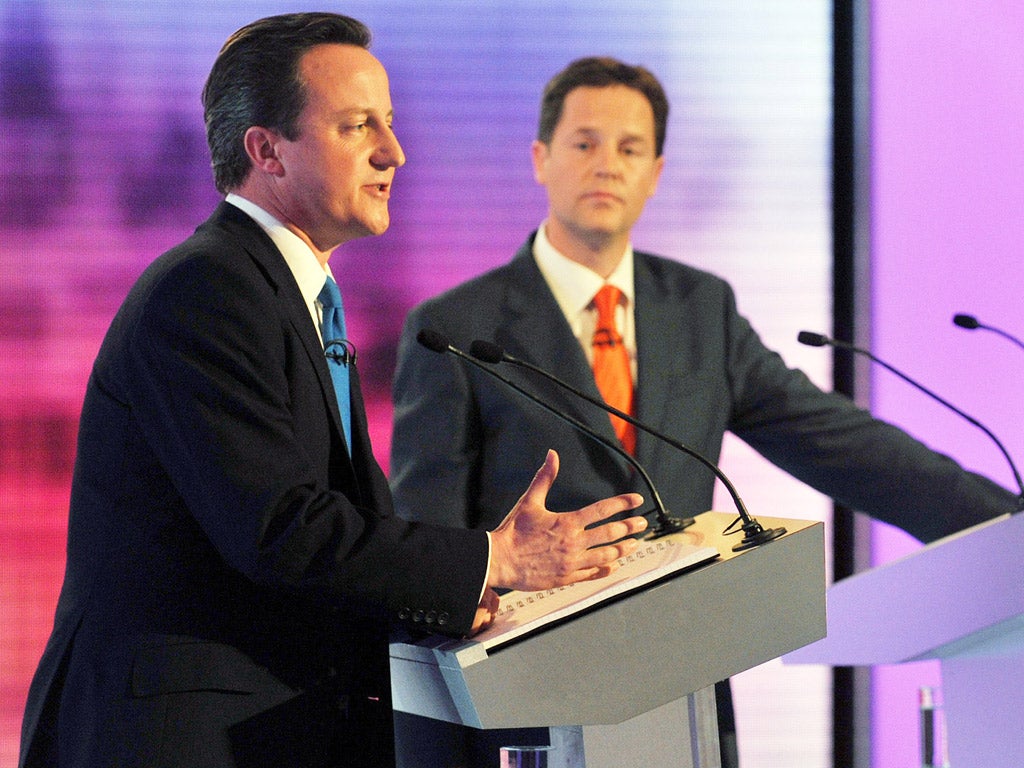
left=486, top=450, right=648, bottom=592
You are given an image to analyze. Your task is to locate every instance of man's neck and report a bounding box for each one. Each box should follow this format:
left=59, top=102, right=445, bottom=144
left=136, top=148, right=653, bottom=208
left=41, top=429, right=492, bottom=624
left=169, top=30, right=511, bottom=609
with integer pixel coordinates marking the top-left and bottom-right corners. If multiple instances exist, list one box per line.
left=544, top=221, right=628, bottom=279
left=230, top=184, right=334, bottom=267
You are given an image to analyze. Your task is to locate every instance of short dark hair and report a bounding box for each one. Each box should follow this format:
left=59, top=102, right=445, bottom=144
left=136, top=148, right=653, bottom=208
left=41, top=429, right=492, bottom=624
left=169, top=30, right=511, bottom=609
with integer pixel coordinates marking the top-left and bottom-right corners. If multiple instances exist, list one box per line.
left=202, top=13, right=372, bottom=193
left=537, top=57, right=669, bottom=157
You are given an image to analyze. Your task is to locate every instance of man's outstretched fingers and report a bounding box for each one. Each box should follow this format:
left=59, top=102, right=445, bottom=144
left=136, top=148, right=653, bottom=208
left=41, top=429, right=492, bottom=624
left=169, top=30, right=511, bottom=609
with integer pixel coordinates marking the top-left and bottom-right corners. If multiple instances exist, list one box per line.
left=576, top=534, right=642, bottom=574
left=575, top=491, right=646, bottom=528
left=517, top=449, right=559, bottom=509
left=582, top=505, right=649, bottom=547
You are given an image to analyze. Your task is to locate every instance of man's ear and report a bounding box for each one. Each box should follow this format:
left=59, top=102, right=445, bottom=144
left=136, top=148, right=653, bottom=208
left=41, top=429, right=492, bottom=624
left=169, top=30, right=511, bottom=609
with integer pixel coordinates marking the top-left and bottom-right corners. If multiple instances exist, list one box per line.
left=647, top=154, right=666, bottom=199
left=530, top=140, right=550, bottom=185
left=243, top=126, right=285, bottom=177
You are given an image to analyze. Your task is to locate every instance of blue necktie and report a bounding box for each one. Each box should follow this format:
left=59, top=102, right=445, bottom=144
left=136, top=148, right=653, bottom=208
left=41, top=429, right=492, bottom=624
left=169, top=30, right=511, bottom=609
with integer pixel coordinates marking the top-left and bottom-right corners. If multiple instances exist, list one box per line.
left=318, top=276, right=352, bottom=452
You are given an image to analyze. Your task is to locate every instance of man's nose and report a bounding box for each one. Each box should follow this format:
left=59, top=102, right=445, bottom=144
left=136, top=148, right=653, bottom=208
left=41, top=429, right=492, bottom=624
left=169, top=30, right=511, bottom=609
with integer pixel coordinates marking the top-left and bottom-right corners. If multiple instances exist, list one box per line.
left=374, top=126, right=405, bottom=169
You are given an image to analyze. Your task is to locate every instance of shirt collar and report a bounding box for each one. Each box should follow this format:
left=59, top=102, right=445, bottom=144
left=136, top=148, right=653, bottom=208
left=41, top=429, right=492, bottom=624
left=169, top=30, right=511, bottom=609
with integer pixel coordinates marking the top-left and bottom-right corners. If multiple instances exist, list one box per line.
left=532, top=221, right=635, bottom=317
left=225, top=193, right=333, bottom=308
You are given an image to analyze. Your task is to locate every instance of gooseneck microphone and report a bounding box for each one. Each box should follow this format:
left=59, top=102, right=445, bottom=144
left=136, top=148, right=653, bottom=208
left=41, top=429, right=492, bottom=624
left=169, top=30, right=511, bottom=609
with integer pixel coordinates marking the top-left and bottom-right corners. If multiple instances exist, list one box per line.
left=797, top=330, right=1024, bottom=512
left=953, top=313, right=1024, bottom=352
left=416, top=329, right=689, bottom=539
left=468, top=339, right=787, bottom=551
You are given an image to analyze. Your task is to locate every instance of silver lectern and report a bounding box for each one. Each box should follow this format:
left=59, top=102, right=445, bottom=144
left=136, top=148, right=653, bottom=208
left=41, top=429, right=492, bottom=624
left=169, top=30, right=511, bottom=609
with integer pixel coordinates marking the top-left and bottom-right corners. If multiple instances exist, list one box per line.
left=392, top=512, right=826, bottom=768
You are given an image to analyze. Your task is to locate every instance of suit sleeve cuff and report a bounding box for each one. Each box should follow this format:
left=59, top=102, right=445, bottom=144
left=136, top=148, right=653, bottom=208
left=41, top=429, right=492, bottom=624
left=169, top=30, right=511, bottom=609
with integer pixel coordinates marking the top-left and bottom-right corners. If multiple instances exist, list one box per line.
left=478, top=531, right=493, bottom=604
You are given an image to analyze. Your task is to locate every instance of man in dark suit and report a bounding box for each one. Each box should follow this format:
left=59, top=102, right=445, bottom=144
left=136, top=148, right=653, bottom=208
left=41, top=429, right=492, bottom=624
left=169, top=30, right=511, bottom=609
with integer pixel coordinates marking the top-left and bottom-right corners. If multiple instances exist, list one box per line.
left=17, top=21, right=650, bottom=768
left=389, top=57, right=1016, bottom=767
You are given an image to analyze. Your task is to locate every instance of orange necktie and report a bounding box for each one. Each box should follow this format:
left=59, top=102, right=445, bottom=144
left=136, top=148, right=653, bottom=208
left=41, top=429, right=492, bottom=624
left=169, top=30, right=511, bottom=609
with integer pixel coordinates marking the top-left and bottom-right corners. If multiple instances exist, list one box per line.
left=591, top=284, right=636, bottom=454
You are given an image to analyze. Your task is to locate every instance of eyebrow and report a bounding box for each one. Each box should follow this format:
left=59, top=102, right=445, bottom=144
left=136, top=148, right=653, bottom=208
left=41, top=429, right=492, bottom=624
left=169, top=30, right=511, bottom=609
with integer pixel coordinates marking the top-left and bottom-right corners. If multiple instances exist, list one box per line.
left=570, top=127, right=649, bottom=144
left=332, top=107, right=395, bottom=121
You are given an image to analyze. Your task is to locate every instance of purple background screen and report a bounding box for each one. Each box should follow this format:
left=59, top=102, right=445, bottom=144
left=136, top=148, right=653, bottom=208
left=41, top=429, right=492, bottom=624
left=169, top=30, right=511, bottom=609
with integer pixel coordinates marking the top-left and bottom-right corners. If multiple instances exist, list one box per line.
left=2, top=1, right=1016, bottom=766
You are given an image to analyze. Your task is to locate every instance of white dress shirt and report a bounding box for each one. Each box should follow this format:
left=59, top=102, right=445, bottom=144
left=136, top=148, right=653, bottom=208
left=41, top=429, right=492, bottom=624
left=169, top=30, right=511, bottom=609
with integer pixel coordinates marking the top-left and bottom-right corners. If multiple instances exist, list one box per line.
left=531, top=221, right=637, bottom=380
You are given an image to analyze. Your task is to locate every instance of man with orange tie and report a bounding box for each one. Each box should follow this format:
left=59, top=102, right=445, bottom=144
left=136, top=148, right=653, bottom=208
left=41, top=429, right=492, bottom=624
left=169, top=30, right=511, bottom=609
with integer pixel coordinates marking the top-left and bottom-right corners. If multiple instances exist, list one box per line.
left=390, top=57, right=1013, bottom=768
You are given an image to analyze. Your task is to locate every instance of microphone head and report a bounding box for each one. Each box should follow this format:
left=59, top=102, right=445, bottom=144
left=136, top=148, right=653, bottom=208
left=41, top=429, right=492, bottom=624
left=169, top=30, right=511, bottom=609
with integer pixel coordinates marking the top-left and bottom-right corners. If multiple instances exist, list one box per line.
left=416, top=328, right=450, bottom=354
left=797, top=330, right=830, bottom=347
left=953, top=313, right=980, bottom=330
left=469, top=340, right=505, bottom=364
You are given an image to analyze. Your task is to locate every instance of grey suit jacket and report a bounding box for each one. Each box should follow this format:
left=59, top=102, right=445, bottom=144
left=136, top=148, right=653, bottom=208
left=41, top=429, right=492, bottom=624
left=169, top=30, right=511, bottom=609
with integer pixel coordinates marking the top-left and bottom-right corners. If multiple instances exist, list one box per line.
left=20, top=203, right=489, bottom=768
left=391, top=233, right=1013, bottom=539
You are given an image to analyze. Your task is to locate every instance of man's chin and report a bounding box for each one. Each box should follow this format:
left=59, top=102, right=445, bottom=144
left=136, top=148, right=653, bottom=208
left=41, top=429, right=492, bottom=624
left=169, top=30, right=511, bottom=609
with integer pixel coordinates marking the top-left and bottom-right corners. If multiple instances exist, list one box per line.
left=571, top=210, right=626, bottom=235
left=569, top=220, right=621, bottom=245
left=346, top=215, right=391, bottom=242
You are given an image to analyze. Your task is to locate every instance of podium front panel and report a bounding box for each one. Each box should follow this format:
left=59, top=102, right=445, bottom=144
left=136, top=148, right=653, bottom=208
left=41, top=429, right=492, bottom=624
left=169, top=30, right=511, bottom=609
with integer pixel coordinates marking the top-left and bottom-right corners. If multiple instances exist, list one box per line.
left=391, top=513, right=825, bottom=729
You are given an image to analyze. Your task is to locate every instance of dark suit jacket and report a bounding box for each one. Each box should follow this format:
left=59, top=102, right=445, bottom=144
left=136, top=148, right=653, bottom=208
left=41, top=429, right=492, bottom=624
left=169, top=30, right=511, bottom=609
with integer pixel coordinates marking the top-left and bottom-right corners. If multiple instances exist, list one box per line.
left=19, top=202, right=489, bottom=768
left=392, top=233, right=1013, bottom=539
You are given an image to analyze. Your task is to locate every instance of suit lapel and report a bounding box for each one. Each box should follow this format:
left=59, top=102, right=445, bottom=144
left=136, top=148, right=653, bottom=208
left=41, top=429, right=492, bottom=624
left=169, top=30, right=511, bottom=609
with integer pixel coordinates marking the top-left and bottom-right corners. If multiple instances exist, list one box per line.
left=493, top=245, right=622, bottom=448
left=633, top=253, right=690, bottom=464
left=214, top=203, right=360, bottom=484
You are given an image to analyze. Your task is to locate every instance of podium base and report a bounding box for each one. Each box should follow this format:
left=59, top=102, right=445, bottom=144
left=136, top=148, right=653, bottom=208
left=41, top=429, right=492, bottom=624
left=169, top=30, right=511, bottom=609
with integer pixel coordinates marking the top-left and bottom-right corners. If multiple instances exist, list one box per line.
left=940, top=620, right=1024, bottom=768
left=547, top=687, right=721, bottom=768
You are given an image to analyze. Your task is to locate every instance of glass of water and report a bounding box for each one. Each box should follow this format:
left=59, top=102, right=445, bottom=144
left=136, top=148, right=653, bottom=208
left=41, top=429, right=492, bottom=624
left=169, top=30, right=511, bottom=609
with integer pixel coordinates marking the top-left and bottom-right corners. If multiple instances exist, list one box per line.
left=499, top=745, right=553, bottom=768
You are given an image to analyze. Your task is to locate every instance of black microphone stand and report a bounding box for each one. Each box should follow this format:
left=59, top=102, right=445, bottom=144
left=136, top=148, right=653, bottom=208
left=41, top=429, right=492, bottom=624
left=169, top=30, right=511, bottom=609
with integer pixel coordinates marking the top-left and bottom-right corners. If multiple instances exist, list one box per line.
left=798, top=330, right=1024, bottom=513
left=417, top=330, right=689, bottom=539
left=953, top=313, right=1024, bottom=352
left=469, top=340, right=787, bottom=551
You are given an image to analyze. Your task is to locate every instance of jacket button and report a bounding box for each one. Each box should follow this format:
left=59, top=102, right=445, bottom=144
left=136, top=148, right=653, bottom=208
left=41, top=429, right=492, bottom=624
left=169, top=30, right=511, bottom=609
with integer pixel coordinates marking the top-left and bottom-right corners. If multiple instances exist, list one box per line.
left=413, top=609, right=425, bottom=623
left=437, top=612, right=450, bottom=626
left=398, top=607, right=410, bottom=620
left=425, top=611, right=437, bottom=625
